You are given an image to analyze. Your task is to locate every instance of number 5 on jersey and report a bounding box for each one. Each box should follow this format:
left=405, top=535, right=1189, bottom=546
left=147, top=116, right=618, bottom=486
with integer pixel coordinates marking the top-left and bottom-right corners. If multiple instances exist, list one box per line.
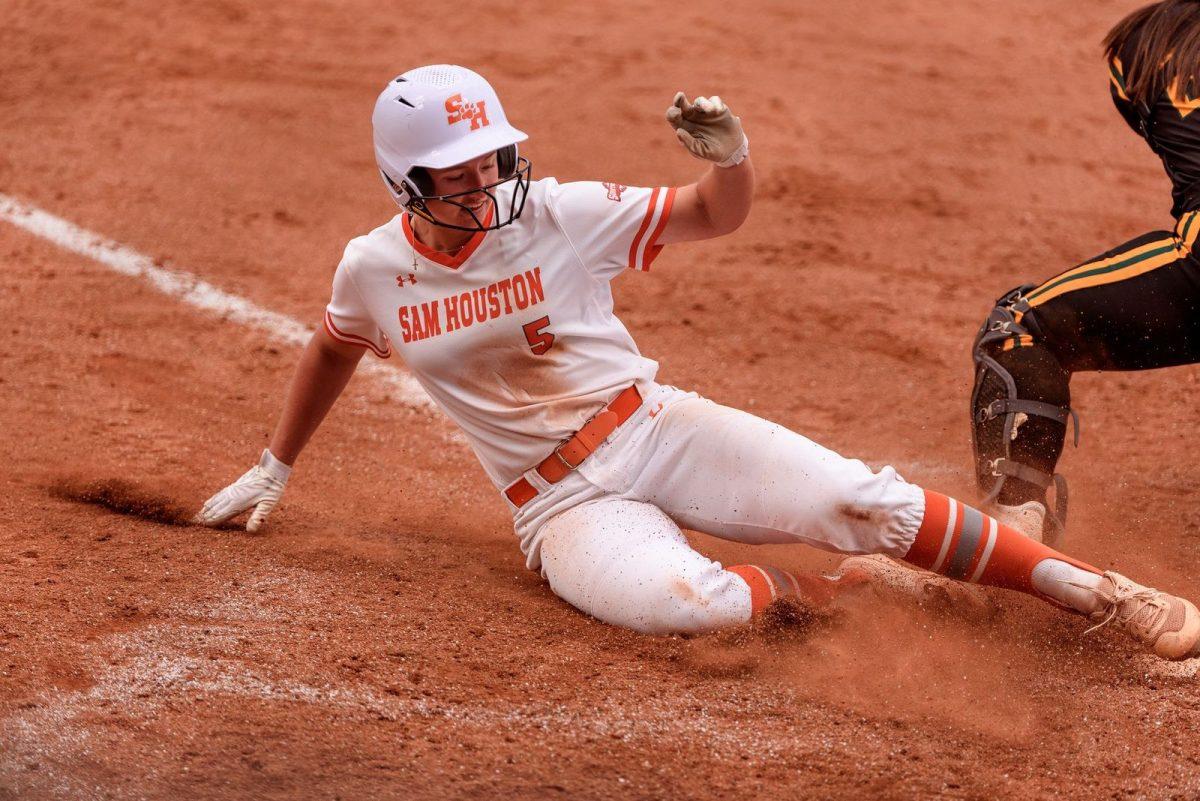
left=523, top=315, right=555, bottom=355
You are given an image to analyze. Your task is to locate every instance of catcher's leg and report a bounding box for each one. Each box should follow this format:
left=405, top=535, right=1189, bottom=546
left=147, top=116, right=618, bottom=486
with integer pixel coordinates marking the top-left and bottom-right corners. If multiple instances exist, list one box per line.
left=971, top=322, right=1072, bottom=535
left=537, top=497, right=845, bottom=635
left=972, top=222, right=1200, bottom=540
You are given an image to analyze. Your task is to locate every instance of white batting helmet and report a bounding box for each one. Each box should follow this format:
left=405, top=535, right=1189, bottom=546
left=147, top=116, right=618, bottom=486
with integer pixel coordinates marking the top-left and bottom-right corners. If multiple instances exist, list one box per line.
left=372, top=65, right=531, bottom=230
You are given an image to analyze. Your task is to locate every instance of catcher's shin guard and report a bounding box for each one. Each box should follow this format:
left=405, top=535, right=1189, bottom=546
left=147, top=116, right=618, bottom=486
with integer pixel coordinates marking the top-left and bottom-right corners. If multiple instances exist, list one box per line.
left=970, top=285, right=1078, bottom=542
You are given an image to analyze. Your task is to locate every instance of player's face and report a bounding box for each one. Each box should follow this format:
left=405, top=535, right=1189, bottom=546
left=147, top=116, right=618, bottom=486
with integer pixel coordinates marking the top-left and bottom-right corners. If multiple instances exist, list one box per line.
left=425, top=152, right=500, bottom=227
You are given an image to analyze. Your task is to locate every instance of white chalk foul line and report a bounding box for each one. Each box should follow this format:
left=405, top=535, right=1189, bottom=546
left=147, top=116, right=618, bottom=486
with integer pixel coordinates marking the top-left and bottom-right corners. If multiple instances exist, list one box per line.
left=0, top=192, right=432, bottom=408
left=0, top=194, right=961, bottom=473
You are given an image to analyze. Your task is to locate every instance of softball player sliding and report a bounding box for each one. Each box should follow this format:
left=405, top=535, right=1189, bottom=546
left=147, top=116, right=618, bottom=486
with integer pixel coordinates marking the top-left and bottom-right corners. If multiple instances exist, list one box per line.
left=972, top=0, right=1200, bottom=542
left=198, top=64, right=1200, bottom=662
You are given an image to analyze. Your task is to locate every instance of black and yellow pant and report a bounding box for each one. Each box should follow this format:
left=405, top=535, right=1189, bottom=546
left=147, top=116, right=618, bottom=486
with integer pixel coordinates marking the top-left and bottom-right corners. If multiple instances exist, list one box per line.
left=973, top=210, right=1200, bottom=506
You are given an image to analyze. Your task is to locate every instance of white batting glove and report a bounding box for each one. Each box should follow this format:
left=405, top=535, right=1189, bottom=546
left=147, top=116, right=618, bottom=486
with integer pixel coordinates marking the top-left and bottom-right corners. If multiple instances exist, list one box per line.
left=194, top=449, right=292, bottom=532
left=665, top=92, right=749, bottom=167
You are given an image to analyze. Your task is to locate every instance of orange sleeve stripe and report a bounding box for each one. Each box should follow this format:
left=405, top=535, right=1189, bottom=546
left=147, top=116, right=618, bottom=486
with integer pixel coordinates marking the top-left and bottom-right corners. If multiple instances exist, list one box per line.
left=1109, top=57, right=1130, bottom=101
left=641, top=186, right=677, bottom=271
left=323, top=310, right=392, bottom=359
left=627, top=187, right=662, bottom=270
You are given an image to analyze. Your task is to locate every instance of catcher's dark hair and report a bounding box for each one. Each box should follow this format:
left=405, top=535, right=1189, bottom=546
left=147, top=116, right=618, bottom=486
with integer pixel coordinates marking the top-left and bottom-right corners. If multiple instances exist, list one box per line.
left=1104, top=0, right=1200, bottom=106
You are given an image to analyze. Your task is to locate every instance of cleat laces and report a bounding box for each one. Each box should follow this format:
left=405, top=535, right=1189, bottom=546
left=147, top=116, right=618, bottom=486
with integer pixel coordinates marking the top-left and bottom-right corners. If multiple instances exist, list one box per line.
left=1065, top=574, right=1169, bottom=638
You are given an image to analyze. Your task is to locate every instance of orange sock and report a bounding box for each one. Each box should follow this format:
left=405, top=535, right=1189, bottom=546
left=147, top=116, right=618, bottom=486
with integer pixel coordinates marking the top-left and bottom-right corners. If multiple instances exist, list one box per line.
left=903, top=490, right=1099, bottom=596
left=727, top=564, right=858, bottom=612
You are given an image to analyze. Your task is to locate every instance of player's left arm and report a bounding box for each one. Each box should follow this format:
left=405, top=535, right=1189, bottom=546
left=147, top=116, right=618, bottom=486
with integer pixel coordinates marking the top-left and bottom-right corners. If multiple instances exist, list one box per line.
left=657, top=93, right=754, bottom=245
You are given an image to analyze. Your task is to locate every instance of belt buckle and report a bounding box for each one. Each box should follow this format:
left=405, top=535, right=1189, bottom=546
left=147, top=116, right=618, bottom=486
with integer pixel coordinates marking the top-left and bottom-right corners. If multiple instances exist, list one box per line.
left=553, top=442, right=584, bottom=471
left=551, top=404, right=607, bottom=471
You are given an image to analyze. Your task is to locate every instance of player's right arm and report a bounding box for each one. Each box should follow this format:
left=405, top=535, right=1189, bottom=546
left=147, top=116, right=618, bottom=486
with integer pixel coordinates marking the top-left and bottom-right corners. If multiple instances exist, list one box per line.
left=193, top=327, right=365, bottom=532
left=195, top=243, right=387, bottom=531
left=267, top=327, right=366, bottom=464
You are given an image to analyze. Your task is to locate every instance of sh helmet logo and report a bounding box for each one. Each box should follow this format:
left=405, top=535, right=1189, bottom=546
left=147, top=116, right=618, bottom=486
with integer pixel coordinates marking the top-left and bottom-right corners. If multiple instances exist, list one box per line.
left=372, top=65, right=530, bottom=231
left=445, top=94, right=491, bottom=130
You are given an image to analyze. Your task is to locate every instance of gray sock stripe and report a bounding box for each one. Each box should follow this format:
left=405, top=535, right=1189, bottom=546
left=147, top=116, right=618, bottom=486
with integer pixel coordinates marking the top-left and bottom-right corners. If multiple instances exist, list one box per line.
left=761, top=565, right=793, bottom=597
left=945, top=505, right=984, bottom=580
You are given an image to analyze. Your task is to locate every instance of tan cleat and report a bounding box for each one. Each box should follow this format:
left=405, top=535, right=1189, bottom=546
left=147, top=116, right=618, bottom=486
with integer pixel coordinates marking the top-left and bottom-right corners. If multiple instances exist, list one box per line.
left=1074, top=572, right=1200, bottom=661
left=830, top=554, right=998, bottom=621
left=993, top=501, right=1046, bottom=543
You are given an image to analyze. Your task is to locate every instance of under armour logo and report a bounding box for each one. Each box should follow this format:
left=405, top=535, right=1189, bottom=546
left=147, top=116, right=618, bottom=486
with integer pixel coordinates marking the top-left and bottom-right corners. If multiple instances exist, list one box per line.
left=445, top=94, right=491, bottom=130
left=396, top=273, right=417, bottom=287
left=602, top=182, right=627, bottom=202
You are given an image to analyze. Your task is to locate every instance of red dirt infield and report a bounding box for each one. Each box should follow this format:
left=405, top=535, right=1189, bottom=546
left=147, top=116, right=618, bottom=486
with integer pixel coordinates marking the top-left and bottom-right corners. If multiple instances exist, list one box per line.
left=3, top=1, right=1200, bottom=798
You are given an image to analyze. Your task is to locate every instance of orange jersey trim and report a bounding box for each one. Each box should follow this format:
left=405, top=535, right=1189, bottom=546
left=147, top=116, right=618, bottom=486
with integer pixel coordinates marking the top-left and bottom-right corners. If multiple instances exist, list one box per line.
left=627, top=187, right=661, bottom=270
left=626, top=187, right=677, bottom=271
left=402, top=206, right=494, bottom=270
left=641, top=186, right=678, bottom=271
left=323, top=310, right=392, bottom=358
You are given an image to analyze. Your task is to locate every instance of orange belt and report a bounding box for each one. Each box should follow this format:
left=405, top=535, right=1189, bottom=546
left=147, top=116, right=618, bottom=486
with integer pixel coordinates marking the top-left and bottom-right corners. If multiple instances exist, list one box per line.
left=504, top=385, right=643, bottom=509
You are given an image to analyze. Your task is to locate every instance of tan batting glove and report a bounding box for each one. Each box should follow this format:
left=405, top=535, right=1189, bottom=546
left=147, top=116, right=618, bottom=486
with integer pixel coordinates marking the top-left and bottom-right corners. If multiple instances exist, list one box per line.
left=194, top=449, right=291, bottom=532
left=665, top=92, right=749, bottom=167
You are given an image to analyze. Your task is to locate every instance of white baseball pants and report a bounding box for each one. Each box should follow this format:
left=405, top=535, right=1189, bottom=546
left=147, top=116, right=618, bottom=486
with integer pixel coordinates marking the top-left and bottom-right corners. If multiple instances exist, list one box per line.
left=508, top=384, right=926, bottom=635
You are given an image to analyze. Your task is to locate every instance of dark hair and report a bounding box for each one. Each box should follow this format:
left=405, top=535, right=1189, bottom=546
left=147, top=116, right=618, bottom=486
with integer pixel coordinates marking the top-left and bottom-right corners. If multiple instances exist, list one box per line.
left=1104, top=0, right=1200, bottom=106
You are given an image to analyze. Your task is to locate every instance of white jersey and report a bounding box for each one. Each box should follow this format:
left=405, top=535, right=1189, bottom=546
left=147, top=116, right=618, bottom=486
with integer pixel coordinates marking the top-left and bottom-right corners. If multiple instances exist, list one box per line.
left=324, top=177, right=678, bottom=488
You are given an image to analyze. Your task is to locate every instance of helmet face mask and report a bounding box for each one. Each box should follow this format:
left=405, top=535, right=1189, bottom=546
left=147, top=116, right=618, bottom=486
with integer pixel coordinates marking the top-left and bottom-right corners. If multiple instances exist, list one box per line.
left=392, top=154, right=532, bottom=233
left=372, top=65, right=531, bottom=232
